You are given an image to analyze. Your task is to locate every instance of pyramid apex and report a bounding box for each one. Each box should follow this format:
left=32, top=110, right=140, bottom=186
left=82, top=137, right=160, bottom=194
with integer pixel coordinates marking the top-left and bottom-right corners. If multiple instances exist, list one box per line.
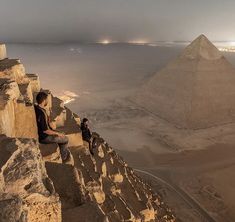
left=197, top=34, right=207, bottom=39
left=181, top=34, right=222, bottom=60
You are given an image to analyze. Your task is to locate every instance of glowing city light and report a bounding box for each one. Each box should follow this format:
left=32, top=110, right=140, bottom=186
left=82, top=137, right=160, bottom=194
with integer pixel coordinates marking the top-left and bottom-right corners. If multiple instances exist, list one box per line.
left=218, top=47, right=235, bottom=52
left=128, top=39, right=148, bottom=45
left=100, top=39, right=111, bottom=44
left=229, top=41, right=235, bottom=46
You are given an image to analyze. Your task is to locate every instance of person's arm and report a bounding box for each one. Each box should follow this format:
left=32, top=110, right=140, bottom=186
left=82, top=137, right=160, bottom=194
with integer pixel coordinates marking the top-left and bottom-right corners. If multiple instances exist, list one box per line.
left=49, top=121, right=56, bottom=130
left=88, top=128, right=92, bottom=137
left=44, top=129, right=59, bottom=135
left=40, top=111, right=64, bottom=137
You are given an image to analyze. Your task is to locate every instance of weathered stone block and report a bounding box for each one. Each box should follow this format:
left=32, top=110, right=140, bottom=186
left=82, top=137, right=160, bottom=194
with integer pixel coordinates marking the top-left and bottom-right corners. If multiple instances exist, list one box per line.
left=26, top=74, right=40, bottom=93
left=0, top=44, right=7, bottom=60
left=0, top=136, right=61, bottom=222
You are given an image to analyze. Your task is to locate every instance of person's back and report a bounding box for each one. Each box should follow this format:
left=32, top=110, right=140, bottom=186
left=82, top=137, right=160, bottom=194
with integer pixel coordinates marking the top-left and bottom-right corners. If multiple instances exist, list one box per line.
left=34, top=104, right=51, bottom=142
left=81, top=118, right=94, bottom=155
left=81, top=121, right=91, bottom=142
left=34, top=92, right=70, bottom=162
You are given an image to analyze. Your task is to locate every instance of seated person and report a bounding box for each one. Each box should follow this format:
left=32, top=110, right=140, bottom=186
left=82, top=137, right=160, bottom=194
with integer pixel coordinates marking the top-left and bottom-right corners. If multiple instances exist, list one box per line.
left=34, top=92, right=70, bottom=162
left=81, top=118, right=95, bottom=155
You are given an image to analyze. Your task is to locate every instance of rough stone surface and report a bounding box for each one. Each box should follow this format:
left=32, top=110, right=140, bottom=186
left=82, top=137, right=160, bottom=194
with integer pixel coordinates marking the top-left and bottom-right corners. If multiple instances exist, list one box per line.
left=0, top=44, right=7, bottom=60
left=0, top=76, right=37, bottom=138
left=26, top=74, right=40, bottom=93
left=0, top=44, right=176, bottom=222
left=0, top=135, right=61, bottom=222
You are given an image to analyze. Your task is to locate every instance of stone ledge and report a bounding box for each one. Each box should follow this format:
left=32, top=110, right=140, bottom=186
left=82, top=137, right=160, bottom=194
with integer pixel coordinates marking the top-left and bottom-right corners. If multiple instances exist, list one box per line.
left=0, top=44, right=7, bottom=60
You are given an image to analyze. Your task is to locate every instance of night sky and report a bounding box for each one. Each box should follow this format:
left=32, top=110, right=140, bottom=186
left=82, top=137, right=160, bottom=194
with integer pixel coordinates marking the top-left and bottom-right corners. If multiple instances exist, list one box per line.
left=1, top=0, right=234, bottom=43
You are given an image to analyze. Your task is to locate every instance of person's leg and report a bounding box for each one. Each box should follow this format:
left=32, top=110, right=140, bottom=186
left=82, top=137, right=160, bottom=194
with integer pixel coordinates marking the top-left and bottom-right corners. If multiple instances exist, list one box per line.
left=53, top=135, right=70, bottom=161
left=89, top=140, right=94, bottom=155
left=92, top=137, right=97, bottom=150
left=40, top=135, right=70, bottom=161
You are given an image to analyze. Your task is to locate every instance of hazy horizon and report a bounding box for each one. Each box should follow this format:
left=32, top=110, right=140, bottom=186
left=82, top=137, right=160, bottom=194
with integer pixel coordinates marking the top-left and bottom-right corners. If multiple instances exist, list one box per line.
left=1, top=0, right=235, bottom=43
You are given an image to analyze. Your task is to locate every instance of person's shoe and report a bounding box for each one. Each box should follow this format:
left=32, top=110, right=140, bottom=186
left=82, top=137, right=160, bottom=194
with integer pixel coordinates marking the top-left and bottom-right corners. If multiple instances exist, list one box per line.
left=62, top=151, right=71, bottom=163
left=89, top=148, right=94, bottom=156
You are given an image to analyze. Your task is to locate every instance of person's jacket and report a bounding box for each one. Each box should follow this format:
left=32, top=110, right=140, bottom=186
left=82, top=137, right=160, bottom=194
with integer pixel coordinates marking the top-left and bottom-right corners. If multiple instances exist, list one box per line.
left=81, top=122, right=92, bottom=142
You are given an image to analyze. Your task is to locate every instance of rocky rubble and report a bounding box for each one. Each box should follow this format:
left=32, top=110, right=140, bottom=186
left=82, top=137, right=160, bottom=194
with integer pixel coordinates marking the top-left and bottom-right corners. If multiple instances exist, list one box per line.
left=0, top=44, right=176, bottom=222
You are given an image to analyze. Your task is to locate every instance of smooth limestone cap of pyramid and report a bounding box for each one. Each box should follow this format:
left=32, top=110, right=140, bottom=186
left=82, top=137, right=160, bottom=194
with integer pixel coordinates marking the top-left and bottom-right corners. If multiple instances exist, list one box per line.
left=0, top=44, right=7, bottom=60
left=180, top=34, right=222, bottom=60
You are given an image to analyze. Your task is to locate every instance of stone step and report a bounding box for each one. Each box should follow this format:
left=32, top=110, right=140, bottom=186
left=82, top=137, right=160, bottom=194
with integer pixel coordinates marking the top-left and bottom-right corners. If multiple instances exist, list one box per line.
left=39, top=143, right=62, bottom=163
left=51, top=96, right=66, bottom=128
left=119, top=177, right=150, bottom=217
left=18, top=79, right=33, bottom=105
left=0, top=135, right=61, bottom=222
left=110, top=195, right=135, bottom=221
left=39, top=143, right=75, bottom=166
left=57, top=108, right=83, bottom=147
left=70, top=147, right=97, bottom=185
left=0, top=77, right=37, bottom=138
left=0, top=44, right=7, bottom=60
left=45, top=162, right=85, bottom=209
left=26, top=73, right=40, bottom=93
left=0, top=59, right=26, bottom=83
left=62, top=202, right=107, bottom=222
left=48, top=96, right=83, bottom=147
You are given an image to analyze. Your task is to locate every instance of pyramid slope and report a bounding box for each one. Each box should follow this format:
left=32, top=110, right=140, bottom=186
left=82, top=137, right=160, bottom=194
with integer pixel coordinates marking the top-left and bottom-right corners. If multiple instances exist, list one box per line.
left=181, top=34, right=222, bottom=60
left=136, top=35, right=235, bottom=129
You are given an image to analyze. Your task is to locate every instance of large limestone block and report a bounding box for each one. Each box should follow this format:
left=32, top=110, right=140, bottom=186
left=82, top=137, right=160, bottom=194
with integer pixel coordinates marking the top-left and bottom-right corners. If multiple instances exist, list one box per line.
left=0, top=135, right=61, bottom=221
left=18, top=79, right=34, bottom=104
left=0, top=59, right=26, bottom=82
left=0, top=101, right=15, bottom=137
left=14, top=101, right=37, bottom=139
left=0, top=95, right=37, bottom=138
left=73, top=112, right=81, bottom=125
left=0, top=44, right=7, bottom=60
left=62, top=202, right=108, bottom=222
left=39, top=143, right=62, bottom=163
left=51, top=96, right=66, bottom=128
left=25, top=194, right=61, bottom=222
left=0, top=194, right=26, bottom=222
left=26, top=73, right=40, bottom=93
left=0, top=77, right=37, bottom=139
left=0, top=78, right=20, bottom=103
left=57, top=108, right=83, bottom=147
left=45, top=162, right=85, bottom=208
left=140, top=208, right=155, bottom=222
left=66, top=132, right=83, bottom=147
left=110, top=172, right=124, bottom=183
left=86, top=181, right=105, bottom=204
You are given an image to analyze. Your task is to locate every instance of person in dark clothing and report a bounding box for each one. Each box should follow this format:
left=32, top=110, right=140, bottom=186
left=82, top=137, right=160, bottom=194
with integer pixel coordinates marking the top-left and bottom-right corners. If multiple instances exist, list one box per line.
left=81, top=118, right=94, bottom=155
left=34, top=92, right=70, bottom=162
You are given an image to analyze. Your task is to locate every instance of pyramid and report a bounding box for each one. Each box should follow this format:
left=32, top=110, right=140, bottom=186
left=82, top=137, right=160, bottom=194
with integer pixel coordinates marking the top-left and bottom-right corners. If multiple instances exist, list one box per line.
left=136, top=34, right=235, bottom=129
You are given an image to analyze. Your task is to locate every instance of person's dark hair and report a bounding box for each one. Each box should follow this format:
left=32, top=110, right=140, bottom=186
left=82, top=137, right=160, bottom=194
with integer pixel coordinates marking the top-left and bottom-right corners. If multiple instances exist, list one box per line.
left=36, top=92, right=48, bottom=105
left=82, top=118, right=89, bottom=123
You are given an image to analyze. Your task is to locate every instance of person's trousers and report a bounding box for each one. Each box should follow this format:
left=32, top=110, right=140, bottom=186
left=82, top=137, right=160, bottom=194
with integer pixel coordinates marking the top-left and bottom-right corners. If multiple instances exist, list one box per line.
left=40, top=135, right=69, bottom=161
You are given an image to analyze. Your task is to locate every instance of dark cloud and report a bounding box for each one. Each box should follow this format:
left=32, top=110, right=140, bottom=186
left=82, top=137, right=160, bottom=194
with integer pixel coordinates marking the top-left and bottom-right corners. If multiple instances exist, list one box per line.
left=0, top=0, right=234, bottom=42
